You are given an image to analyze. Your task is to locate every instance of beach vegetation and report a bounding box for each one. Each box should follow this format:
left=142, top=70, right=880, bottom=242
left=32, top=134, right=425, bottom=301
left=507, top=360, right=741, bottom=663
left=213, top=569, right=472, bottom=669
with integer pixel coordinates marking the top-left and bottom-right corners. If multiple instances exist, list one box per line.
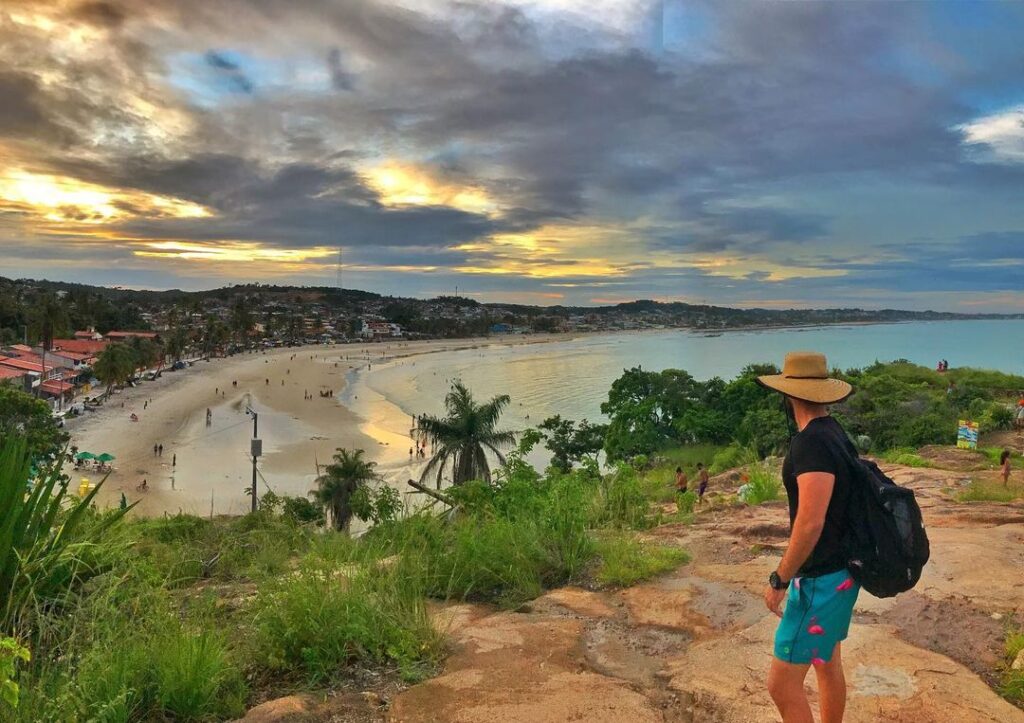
left=312, top=448, right=380, bottom=531
left=0, top=437, right=129, bottom=637
left=739, top=462, right=783, bottom=505
left=1001, top=628, right=1024, bottom=703
left=92, top=342, right=139, bottom=395
left=418, top=380, right=516, bottom=487
left=593, top=533, right=690, bottom=587
left=535, top=415, right=607, bottom=472
left=0, top=385, right=68, bottom=461
left=0, top=638, right=29, bottom=710
left=878, top=448, right=933, bottom=467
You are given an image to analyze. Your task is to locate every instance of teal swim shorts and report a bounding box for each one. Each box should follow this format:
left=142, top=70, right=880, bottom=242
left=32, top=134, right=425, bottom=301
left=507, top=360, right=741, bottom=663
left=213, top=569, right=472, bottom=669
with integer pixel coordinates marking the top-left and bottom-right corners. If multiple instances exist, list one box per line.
left=773, top=568, right=859, bottom=665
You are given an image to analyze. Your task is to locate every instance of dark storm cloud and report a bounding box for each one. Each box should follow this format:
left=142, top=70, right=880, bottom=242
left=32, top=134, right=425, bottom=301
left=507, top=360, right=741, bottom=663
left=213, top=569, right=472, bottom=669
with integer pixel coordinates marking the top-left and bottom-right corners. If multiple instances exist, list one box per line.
left=1, top=0, right=1023, bottom=308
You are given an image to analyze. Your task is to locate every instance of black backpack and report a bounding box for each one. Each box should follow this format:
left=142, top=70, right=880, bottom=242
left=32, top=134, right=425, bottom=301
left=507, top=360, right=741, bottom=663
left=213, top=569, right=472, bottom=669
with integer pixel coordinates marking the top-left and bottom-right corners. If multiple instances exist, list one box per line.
left=841, top=456, right=930, bottom=598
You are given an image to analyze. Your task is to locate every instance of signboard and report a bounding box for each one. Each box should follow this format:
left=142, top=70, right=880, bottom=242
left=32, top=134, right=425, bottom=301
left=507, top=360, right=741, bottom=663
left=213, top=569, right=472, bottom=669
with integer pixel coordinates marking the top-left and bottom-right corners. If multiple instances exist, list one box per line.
left=956, top=419, right=979, bottom=450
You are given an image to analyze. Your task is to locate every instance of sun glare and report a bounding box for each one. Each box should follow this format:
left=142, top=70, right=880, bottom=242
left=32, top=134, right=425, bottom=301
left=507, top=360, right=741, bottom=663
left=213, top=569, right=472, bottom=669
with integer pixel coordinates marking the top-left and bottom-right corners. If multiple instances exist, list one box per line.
left=363, top=162, right=498, bottom=214
left=0, top=169, right=211, bottom=224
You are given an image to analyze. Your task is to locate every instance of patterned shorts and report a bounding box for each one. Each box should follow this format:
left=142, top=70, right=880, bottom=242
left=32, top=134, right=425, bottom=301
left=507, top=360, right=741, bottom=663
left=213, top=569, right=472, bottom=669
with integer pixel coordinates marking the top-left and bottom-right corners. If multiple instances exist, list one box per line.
left=773, top=568, right=859, bottom=665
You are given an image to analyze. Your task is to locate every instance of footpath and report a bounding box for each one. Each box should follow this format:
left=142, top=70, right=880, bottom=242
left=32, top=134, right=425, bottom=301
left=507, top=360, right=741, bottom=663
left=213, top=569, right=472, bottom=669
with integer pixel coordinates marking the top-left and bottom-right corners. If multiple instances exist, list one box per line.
left=239, top=450, right=1024, bottom=723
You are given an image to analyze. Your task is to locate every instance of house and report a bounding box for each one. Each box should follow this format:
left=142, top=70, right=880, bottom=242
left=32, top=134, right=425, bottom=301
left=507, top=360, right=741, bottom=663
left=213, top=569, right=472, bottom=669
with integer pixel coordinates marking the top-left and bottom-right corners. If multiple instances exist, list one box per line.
left=105, top=331, right=159, bottom=341
left=0, top=366, right=30, bottom=392
left=73, top=327, right=104, bottom=341
left=360, top=320, right=402, bottom=339
left=490, top=323, right=513, bottom=334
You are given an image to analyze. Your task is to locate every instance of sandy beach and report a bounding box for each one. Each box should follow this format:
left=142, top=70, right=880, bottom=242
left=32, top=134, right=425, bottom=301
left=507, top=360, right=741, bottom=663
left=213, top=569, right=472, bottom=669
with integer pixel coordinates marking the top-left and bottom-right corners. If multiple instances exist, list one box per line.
left=66, top=334, right=573, bottom=517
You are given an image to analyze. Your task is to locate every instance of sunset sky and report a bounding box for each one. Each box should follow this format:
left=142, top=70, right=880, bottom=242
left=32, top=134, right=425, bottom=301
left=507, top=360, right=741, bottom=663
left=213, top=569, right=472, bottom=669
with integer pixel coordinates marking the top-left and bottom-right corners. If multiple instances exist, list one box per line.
left=1, top=0, right=1023, bottom=310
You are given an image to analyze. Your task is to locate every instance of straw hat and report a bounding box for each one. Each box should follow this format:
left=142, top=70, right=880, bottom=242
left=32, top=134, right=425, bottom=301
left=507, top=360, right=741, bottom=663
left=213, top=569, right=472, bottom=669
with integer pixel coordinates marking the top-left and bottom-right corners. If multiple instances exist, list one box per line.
left=756, top=351, right=853, bottom=404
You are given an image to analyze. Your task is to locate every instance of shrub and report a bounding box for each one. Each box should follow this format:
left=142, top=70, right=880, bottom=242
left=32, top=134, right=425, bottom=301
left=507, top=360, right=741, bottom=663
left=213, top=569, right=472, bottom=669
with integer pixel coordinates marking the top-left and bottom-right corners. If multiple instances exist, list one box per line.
left=593, top=534, right=689, bottom=587
left=739, top=463, right=782, bottom=505
left=594, top=465, right=650, bottom=529
left=879, top=448, right=932, bottom=468
left=150, top=627, right=245, bottom=720
left=0, top=637, right=29, bottom=710
left=710, top=444, right=756, bottom=473
left=0, top=438, right=130, bottom=635
left=675, top=490, right=698, bottom=514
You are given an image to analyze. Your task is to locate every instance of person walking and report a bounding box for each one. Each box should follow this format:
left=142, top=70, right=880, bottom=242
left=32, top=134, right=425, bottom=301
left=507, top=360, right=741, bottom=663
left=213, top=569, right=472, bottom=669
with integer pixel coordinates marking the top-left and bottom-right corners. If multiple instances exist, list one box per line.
left=756, top=352, right=858, bottom=723
left=158, top=443, right=163, bottom=457
left=674, top=466, right=688, bottom=495
left=697, top=462, right=710, bottom=504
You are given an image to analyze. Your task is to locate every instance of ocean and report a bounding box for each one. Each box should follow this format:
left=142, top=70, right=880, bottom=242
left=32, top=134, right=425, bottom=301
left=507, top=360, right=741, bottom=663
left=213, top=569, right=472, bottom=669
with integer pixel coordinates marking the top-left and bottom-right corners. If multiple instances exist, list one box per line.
left=340, top=319, right=1023, bottom=472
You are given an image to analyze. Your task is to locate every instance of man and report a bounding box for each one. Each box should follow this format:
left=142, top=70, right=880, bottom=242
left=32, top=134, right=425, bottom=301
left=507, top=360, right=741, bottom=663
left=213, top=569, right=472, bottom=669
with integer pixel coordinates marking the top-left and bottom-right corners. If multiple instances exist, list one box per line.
left=756, top=352, right=859, bottom=723
left=697, top=462, right=710, bottom=503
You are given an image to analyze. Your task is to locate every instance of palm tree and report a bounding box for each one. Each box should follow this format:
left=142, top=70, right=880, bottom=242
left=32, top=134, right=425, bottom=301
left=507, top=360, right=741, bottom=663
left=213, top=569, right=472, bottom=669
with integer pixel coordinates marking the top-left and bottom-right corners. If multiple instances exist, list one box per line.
left=311, top=448, right=379, bottom=531
left=30, top=293, right=66, bottom=400
left=93, top=343, right=135, bottom=396
left=418, top=381, right=515, bottom=488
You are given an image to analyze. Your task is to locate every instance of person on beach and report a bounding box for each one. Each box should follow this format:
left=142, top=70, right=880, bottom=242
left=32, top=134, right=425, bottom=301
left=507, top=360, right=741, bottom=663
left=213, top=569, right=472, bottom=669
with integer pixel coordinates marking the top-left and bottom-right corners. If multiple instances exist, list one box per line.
left=756, top=352, right=859, bottom=723
left=153, top=443, right=158, bottom=456
left=158, top=444, right=163, bottom=456
left=1000, top=450, right=1012, bottom=486
left=697, top=462, right=709, bottom=503
left=674, top=466, right=688, bottom=494
left=172, top=454, right=176, bottom=468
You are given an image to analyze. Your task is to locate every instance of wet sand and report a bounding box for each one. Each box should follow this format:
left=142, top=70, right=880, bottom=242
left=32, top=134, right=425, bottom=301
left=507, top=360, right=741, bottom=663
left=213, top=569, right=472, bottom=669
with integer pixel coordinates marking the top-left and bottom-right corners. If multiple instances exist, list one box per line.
left=66, top=334, right=573, bottom=516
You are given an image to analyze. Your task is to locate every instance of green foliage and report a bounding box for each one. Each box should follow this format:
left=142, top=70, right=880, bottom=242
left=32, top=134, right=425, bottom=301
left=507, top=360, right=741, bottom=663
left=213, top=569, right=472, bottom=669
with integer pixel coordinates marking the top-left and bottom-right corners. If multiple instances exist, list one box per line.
left=739, top=463, right=782, bottom=505
left=351, top=484, right=403, bottom=526
left=594, top=464, right=650, bottom=529
left=1001, top=629, right=1024, bottom=703
left=601, top=365, right=782, bottom=462
left=675, top=490, right=698, bottom=514
left=312, top=448, right=380, bottom=531
left=593, top=534, right=689, bottom=587
left=956, top=482, right=1020, bottom=503
left=92, top=343, right=138, bottom=394
left=260, top=491, right=325, bottom=526
left=0, top=385, right=68, bottom=462
left=0, top=438, right=130, bottom=636
left=536, top=415, right=606, bottom=472
left=710, top=443, right=757, bottom=473
left=253, top=552, right=442, bottom=683
left=150, top=626, right=245, bottom=720
left=418, top=381, right=516, bottom=487
left=0, top=637, right=30, bottom=709
left=878, top=448, right=932, bottom=467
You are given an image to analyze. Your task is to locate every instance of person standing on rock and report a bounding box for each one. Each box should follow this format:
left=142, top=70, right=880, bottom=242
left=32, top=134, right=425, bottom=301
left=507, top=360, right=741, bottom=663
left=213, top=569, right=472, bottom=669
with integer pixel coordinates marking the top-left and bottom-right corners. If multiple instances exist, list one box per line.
left=756, top=352, right=859, bottom=723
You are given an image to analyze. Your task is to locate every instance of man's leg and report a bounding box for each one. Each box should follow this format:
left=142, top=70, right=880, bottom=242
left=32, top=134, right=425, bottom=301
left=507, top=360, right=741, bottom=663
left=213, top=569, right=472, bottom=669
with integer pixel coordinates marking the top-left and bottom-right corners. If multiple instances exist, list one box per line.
left=813, top=642, right=847, bottom=723
left=767, top=657, right=813, bottom=723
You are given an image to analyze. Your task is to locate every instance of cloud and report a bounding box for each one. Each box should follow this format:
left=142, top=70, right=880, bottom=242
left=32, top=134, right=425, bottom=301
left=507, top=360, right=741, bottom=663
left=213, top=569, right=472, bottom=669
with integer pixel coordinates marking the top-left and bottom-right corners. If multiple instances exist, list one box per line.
left=0, top=0, right=1022, bottom=311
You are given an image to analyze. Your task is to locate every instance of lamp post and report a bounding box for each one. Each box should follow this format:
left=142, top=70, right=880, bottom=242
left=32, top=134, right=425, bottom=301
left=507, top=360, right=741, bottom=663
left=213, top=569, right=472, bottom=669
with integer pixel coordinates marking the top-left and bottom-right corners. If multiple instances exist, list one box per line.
left=245, top=406, right=262, bottom=512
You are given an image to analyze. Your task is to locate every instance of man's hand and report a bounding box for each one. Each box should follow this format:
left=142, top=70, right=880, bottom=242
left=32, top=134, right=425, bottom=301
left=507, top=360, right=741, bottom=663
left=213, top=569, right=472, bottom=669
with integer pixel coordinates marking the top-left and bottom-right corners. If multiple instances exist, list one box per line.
left=764, top=585, right=786, bottom=617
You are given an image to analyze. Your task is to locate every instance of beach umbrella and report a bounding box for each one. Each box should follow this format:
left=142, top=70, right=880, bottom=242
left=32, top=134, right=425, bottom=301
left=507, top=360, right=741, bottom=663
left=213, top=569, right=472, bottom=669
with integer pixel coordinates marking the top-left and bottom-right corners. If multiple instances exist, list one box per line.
left=96, top=453, right=116, bottom=463
left=75, top=451, right=95, bottom=461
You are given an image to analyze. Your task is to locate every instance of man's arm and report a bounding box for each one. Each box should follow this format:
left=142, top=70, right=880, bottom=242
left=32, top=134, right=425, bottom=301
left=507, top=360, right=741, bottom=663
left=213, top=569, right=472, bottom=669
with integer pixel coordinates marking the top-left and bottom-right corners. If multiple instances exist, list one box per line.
left=777, top=471, right=835, bottom=581
left=764, top=471, right=835, bottom=616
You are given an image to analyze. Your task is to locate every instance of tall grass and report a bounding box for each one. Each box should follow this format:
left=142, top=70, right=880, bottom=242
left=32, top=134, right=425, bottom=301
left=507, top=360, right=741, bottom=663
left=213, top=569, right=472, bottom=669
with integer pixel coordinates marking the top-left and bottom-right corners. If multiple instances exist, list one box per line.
left=253, top=551, right=442, bottom=683
left=151, top=627, right=245, bottom=720
left=956, top=482, right=1020, bottom=503
left=0, top=438, right=131, bottom=636
left=1001, top=629, right=1024, bottom=703
left=593, top=534, right=689, bottom=587
left=739, top=463, right=782, bottom=505
left=879, top=448, right=933, bottom=468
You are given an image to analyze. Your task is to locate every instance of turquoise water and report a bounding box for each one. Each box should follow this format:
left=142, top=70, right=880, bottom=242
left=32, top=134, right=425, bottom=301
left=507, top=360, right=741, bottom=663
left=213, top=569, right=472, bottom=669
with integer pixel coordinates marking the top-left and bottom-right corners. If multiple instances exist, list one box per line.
left=343, top=319, right=1023, bottom=471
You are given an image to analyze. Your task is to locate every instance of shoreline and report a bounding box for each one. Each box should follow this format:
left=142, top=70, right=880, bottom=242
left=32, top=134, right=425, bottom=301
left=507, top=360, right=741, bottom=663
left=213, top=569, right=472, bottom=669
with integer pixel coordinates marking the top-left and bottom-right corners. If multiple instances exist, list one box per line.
left=67, top=333, right=579, bottom=518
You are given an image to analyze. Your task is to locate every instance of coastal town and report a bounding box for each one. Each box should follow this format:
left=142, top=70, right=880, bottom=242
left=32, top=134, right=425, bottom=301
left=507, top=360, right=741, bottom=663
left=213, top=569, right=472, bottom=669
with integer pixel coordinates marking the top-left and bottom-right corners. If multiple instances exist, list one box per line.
left=3, top=276, right=1020, bottom=415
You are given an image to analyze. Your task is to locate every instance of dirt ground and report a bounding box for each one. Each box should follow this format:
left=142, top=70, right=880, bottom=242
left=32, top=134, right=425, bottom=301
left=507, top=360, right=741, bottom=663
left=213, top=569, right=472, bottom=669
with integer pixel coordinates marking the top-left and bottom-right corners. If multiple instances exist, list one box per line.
left=233, top=455, right=1024, bottom=723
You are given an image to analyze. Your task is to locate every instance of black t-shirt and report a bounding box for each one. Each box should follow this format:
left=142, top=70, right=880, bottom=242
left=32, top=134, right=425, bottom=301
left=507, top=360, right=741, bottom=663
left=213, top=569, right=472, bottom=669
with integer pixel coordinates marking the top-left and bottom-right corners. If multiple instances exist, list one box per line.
left=781, top=415, right=856, bottom=577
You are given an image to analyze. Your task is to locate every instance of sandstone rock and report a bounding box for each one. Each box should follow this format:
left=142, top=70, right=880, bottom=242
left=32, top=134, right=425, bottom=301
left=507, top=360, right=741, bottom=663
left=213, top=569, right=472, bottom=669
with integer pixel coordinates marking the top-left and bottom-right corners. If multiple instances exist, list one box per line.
left=536, top=586, right=616, bottom=619
left=1013, top=648, right=1024, bottom=671
left=232, top=695, right=311, bottom=722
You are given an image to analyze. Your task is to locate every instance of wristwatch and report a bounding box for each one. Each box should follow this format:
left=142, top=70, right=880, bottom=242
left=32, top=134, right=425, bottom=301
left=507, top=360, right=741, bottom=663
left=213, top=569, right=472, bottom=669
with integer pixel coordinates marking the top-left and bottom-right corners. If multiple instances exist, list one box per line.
left=769, top=571, right=789, bottom=590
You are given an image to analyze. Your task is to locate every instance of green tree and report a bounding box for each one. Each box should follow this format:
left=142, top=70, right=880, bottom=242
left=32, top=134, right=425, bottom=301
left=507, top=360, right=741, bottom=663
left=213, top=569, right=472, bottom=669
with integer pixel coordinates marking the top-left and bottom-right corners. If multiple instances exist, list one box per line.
left=311, top=449, right=379, bottom=531
left=0, top=384, right=68, bottom=460
left=418, top=381, right=515, bottom=488
left=537, top=416, right=606, bottom=473
left=92, top=343, right=136, bottom=395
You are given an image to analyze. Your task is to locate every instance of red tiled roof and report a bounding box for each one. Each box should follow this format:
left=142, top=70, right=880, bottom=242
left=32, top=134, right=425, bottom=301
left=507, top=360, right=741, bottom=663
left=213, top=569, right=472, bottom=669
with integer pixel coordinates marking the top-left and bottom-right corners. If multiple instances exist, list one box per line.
left=0, top=356, right=53, bottom=374
left=50, top=349, right=94, bottom=362
left=10, top=344, right=32, bottom=353
left=0, top=367, right=25, bottom=380
left=106, top=331, right=157, bottom=339
left=52, top=339, right=108, bottom=354
left=40, top=380, right=75, bottom=395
